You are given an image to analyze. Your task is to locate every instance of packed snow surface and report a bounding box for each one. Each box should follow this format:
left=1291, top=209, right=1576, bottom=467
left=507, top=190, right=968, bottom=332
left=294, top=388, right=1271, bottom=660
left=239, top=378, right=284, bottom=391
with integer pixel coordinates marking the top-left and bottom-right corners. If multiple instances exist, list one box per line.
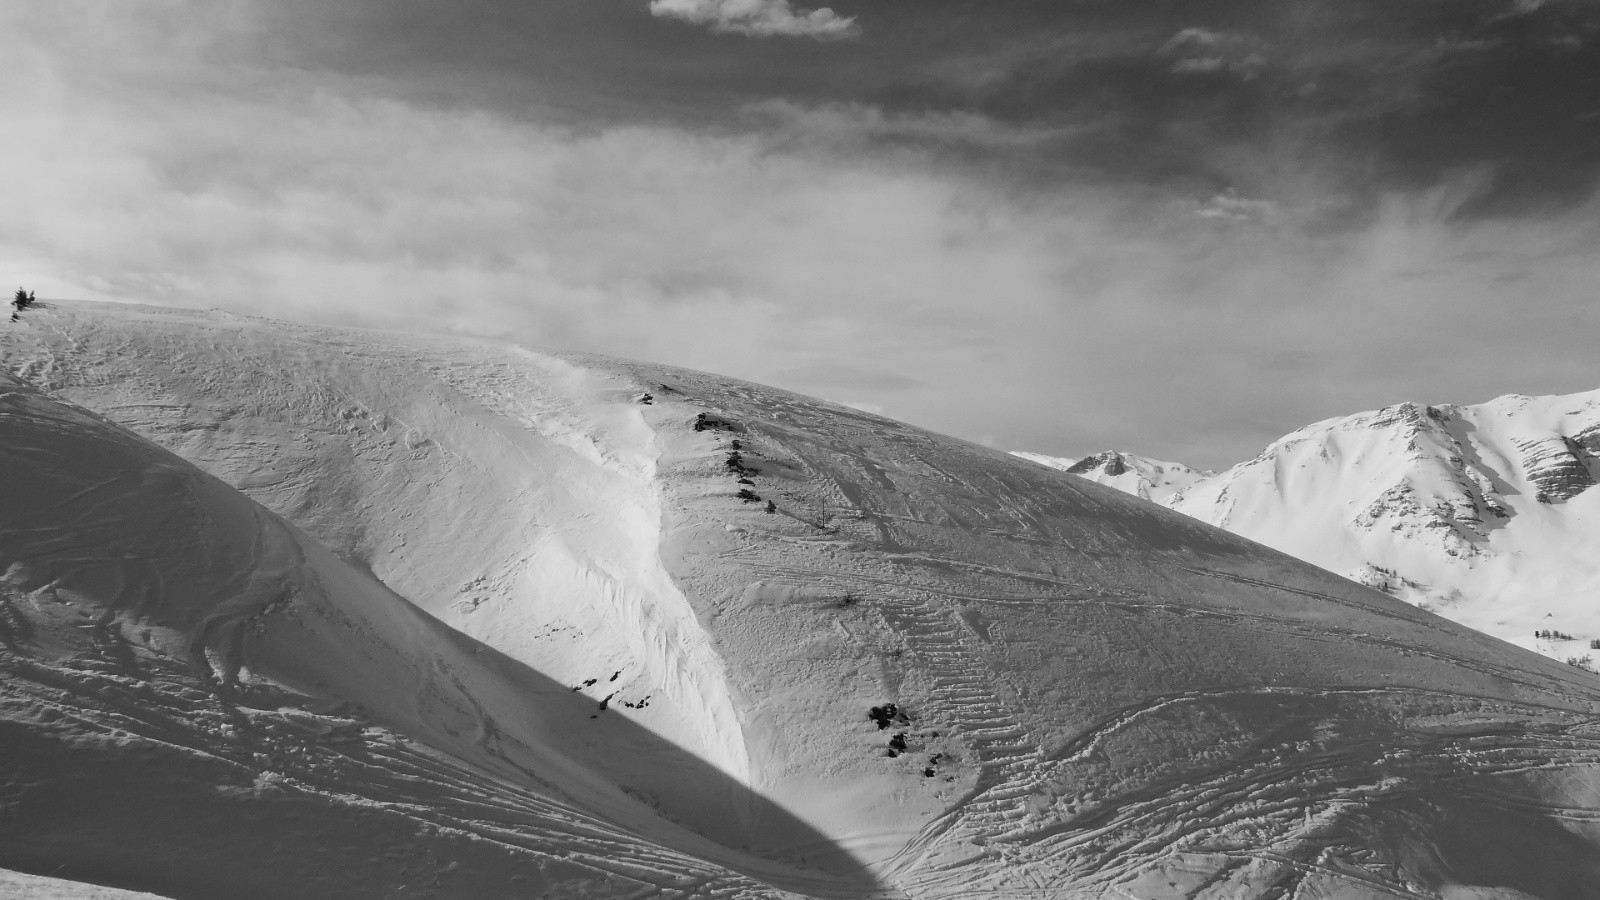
left=6, top=301, right=1600, bottom=899
left=1021, top=396, right=1600, bottom=667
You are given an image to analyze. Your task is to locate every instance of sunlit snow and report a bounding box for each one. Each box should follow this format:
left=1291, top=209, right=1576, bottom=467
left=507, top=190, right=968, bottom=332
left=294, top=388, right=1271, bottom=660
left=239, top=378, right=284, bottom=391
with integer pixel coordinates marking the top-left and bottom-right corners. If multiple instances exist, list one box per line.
left=6, top=301, right=1600, bottom=899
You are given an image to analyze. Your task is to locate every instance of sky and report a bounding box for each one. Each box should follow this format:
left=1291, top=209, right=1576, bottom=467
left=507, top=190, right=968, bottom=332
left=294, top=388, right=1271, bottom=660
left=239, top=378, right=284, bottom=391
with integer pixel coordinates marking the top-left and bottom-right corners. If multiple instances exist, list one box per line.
left=2, top=0, right=1598, bottom=468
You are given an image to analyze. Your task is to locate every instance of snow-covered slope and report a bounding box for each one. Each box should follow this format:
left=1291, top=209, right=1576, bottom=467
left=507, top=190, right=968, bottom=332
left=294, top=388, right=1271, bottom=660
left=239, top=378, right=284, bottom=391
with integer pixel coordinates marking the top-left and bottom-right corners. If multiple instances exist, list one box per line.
left=0, top=371, right=830, bottom=899
left=1012, top=451, right=1211, bottom=503
left=8, top=301, right=1600, bottom=899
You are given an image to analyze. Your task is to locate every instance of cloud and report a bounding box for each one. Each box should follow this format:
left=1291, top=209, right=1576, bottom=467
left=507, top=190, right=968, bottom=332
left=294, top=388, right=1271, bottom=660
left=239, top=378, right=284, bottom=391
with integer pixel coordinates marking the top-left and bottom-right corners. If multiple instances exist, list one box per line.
left=1158, top=28, right=1269, bottom=79
left=3, top=3, right=1598, bottom=472
left=648, top=0, right=859, bottom=39
left=1197, top=190, right=1282, bottom=225
left=772, top=362, right=927, bottom=391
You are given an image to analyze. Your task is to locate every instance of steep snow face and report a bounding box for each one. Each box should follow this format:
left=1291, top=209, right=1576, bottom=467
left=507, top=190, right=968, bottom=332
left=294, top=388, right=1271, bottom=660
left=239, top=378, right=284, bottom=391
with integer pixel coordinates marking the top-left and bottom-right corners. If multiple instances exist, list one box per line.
left=1160, top=393, right=1600, bottom=661
left=1012, top=450, right=1210, bottom=502
left=0, top=373, right=821, bottom=899
left=8, top=307, right=752, bottom=803
left=9, top=301, right=1600, bottom=899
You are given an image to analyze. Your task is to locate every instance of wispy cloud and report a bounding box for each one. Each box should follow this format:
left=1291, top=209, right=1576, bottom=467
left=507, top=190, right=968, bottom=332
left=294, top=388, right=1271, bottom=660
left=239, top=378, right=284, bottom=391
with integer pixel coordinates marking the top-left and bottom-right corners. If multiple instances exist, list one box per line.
left=1158, top=28, right=1269, bottom=79
left=648, top=0, right=859, bottom=39
left=1197, top=190, right=1283, bottom=225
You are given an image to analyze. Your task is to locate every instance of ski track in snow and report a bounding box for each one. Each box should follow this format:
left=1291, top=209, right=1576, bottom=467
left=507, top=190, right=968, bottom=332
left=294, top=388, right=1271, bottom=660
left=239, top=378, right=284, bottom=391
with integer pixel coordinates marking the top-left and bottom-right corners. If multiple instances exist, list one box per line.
left=5, top=301, right=1600, bottom=899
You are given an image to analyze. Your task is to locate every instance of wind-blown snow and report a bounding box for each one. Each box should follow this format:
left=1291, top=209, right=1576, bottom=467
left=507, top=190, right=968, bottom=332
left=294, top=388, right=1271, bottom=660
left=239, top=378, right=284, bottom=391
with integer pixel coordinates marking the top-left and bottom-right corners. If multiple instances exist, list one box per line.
left=7, top=301, right=1600, bottom=899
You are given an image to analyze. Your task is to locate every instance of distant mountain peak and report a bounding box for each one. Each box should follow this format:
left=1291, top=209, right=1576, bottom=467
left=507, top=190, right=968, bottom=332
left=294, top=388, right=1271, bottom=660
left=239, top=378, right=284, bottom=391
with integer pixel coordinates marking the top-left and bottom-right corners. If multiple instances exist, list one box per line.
left=1011, top=449, right=1211, bottom=502
left=1064, top=449, right=1128, bottom=476
left=1022, top=387, right=1600, bottom=664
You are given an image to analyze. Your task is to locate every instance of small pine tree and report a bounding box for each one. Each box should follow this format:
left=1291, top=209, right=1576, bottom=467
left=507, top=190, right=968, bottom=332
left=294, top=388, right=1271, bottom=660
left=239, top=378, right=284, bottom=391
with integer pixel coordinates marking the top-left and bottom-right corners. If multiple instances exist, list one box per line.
left=12, top=288, right=26, bottom=309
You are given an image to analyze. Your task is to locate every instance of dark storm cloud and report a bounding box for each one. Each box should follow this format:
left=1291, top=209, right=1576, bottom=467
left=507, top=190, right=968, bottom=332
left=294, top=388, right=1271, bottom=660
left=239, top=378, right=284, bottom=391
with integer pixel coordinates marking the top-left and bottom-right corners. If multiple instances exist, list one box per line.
left=249, top=0, right=1600, bottom=216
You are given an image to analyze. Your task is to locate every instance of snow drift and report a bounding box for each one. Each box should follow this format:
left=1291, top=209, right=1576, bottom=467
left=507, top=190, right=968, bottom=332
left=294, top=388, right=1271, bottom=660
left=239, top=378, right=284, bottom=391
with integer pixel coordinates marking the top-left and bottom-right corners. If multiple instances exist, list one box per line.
left=6, top=301, right=1600, bottom=899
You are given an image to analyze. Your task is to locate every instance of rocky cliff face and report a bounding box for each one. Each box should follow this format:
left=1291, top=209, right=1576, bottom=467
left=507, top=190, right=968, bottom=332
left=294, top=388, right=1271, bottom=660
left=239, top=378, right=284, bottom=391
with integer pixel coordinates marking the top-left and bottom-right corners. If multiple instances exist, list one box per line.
left=1518, top=431, right=1598, bottom=503
left=1317, top=401, right=1511, bottom=559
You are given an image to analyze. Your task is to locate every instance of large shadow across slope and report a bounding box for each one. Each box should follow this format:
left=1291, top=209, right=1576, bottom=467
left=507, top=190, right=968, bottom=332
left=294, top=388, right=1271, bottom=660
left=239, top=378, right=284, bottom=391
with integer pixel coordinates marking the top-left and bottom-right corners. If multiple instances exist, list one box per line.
left=387, top=600, right=891, bottom=896
left=0, top=372, right=887, bottom=900
left=0, top=552, right=890, bottom=900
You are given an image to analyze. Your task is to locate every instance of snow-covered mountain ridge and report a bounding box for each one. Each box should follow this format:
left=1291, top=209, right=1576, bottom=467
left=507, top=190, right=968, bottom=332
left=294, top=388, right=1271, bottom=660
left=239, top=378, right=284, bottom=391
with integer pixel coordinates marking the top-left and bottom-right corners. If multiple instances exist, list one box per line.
left=1020, top=391, right=1600, bottom=663
left=1010, top=451, right=1211, bottom=503
left=7, top=301, right=1600, bottom=899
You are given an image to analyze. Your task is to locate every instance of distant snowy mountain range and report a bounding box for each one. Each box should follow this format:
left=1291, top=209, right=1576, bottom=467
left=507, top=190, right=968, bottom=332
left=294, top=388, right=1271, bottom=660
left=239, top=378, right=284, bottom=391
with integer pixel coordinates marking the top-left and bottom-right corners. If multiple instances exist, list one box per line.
left=1019, top=390, right=1600, bottom=664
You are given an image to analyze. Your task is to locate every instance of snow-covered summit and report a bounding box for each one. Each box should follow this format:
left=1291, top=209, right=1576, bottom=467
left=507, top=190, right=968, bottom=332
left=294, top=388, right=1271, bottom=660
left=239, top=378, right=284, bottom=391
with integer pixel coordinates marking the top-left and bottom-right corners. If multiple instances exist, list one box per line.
left=7, top=301, right=1600, bottom=899
left=1011, top=450, right=1211, bottom=502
